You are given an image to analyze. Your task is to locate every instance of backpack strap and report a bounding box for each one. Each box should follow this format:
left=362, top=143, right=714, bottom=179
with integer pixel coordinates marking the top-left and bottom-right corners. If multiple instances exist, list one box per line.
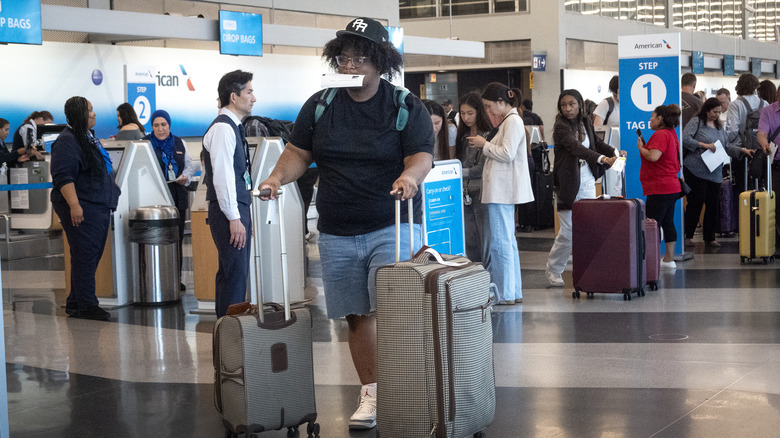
left=314, top=88, right=338, bottom=124
left=740, top=96, right=753, bottom=113
left=314, top=85, right=410, bottom=131
left=604, top=97, right=614, bottom=124
left=393, top=85, right=410, bottom=131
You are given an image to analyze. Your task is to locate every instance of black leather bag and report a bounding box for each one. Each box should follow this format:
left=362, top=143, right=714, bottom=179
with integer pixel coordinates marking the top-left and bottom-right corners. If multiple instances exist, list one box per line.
left=677, top=177, right=691, bottom=200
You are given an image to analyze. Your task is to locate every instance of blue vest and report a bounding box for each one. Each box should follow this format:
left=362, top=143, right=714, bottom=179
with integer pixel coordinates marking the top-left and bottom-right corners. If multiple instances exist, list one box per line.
left=203, top=114, right=251, bottom=206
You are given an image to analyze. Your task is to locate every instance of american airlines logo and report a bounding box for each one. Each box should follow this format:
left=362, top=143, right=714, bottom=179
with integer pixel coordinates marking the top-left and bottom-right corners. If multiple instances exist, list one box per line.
left=351, top=18, right=368, bottom=32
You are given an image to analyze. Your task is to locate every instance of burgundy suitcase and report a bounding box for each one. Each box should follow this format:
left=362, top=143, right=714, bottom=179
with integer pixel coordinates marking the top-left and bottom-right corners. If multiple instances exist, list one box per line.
left=572, top=197, right=646, bottom=300
left=644, top=219, right=660, bottom=291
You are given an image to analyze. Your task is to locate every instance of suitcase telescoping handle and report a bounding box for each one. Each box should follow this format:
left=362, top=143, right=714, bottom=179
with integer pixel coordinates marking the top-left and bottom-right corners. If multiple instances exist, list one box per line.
left=745, top=151, right=775, bottom=196
left=251, top=188, right=291, bottom=322
left=394, top=190, right=414, bottom=263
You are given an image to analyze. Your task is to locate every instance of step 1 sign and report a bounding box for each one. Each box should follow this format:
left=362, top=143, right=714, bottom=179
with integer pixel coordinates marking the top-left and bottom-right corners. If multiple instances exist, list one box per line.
left=0, top=0, right=42, bottom=45
left=421, top=159, right=465, bottom=256
left=618, top=33, right=684, bottom=256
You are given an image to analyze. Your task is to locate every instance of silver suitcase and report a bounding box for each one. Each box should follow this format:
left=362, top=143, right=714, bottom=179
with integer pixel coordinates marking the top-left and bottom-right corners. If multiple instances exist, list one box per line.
left=213, top=189, right=319, bottom=437
left=375, top=195, right=495, bottom=437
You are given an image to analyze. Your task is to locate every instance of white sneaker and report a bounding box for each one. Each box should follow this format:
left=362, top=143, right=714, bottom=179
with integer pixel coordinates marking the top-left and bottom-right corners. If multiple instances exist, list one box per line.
left=546, top=269, right=564, bottom=287
left=660, top=260, right=677, bottom=270
left=349, top=383, right=377, bottom=430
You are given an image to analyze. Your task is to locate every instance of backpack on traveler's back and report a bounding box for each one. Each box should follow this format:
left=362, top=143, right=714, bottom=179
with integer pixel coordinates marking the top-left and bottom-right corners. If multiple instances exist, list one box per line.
left=603, top=96, right=615, bottom=125
left=739, top=97, right=765, bottom=151
left=313, top=85, right=411, bottom=130
left=243, top=116, right=294, bottom=144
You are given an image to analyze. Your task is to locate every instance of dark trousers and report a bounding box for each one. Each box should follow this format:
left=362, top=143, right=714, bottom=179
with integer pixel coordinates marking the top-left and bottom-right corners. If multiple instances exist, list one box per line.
left=683, top=168, right=720, bottom=242
left=209, top=201, right=252, bottom=318
left=646, top=193, right=678, bottom=243
left=54, top=201, right=111, bottom=310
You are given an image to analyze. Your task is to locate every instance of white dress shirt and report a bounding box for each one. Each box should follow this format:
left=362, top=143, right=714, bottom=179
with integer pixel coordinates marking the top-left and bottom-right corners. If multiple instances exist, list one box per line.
left=203, top=108, right=243, bottom=220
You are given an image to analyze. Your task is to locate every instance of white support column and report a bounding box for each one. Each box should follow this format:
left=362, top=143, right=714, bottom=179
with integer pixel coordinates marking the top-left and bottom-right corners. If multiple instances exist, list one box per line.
left=0, top=266, right=9, bottom=438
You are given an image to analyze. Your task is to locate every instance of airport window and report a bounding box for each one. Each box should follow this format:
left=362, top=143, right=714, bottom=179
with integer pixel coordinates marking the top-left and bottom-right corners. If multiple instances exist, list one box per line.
left=564, top=0, right=666, bottom=26
left=400, top=0, right=529, bottom=19
left=567, top=0, right=780, bottom=41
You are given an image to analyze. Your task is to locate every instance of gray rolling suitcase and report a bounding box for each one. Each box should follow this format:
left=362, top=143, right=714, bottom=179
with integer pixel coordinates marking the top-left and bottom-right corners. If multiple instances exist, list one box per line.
left=213, top=188, right=319, bottom=438
left=375, top=194, right=495, bottom=438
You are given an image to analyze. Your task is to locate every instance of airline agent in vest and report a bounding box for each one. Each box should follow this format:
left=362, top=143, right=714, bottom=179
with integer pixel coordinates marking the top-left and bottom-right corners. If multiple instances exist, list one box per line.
left=202, top=70, right=256, bottom=318
left=144, top=109, right=195, bottom=291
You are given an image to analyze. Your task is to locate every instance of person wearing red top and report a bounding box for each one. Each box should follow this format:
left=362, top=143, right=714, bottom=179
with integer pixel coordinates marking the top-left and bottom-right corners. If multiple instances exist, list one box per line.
left=637, top=104, right=682, bottom=269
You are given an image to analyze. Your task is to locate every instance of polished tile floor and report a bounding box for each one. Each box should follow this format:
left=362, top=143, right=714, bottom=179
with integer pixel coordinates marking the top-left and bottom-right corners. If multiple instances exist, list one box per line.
left=3, top=226, right=780, bottom=438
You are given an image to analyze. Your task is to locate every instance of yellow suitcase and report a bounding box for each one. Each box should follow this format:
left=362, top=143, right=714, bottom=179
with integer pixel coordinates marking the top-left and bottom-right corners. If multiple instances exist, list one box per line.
left=739, top=157, right=776, bottom=264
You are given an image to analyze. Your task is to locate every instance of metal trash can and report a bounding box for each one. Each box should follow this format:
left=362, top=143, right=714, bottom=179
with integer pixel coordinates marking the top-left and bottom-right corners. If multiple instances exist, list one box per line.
left=129, top=206, right=181, bottom=305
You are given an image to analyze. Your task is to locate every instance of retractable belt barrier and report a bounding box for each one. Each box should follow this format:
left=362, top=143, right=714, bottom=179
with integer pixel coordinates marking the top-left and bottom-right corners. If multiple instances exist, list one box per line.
left=0, top=183, right=53, bottom=191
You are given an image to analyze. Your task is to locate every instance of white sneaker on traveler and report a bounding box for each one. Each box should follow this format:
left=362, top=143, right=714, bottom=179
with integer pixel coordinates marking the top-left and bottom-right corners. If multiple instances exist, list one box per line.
left=349, top=383, right=377, bottom=430
left=546, top=269, right=564, bottom=287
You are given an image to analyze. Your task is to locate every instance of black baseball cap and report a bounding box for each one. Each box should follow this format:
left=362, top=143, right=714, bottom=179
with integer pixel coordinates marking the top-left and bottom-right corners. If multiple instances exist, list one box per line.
left=336, top=17, right=388, bottom=45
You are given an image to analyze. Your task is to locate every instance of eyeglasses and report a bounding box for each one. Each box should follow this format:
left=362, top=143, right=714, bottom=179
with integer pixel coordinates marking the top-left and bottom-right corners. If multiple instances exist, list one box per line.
left=336, top=55, right=369, bottom=67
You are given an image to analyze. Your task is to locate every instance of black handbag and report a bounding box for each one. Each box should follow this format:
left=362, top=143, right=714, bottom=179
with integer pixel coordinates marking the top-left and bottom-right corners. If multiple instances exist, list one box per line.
left=677, top=177, right=691, bottom=199
left=674, top=136, right=690, bottom=199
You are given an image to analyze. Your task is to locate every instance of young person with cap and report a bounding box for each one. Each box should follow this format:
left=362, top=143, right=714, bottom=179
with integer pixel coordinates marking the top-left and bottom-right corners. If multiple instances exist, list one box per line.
left=144, top=109, right=195, bottom=291
left=202, top=70, right=256, bottom=318
left=258, top=17, right=434, bottom=431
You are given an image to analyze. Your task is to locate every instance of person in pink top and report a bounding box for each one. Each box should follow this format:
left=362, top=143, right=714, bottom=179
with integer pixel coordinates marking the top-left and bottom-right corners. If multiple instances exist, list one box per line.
left=637, top=104, right=683, bottom=269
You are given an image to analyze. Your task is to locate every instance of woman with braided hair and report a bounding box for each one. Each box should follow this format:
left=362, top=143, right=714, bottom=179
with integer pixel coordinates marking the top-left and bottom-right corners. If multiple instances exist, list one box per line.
left=50, top=96, right=121, bottom=320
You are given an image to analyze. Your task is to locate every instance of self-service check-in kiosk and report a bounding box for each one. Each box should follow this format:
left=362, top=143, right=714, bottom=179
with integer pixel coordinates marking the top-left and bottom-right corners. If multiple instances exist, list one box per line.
left=63, top=140, right=174, bottom=307
left=0, top=125, right=66, bottom=261
left=597, top=126, right=623, bottom=197
left=191, top=137, right=305, bottom=312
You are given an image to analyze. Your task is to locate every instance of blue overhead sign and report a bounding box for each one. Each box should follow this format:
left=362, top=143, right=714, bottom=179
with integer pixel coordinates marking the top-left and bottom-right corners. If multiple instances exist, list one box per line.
left=724, top=55, right=735, bottom=76
left=692, top=51, right=704, bottom=74
left=619, top=33, right=684, bottom=256
left=532, top=53, right=547, bottom=71
left=219, top=10, right=263, bottom=57
left=0, top=0, right=42, bottom=45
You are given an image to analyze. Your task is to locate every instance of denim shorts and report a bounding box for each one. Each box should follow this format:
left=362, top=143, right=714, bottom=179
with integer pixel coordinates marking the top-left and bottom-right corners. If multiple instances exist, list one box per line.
left=318, top=224, right=421, bottom=319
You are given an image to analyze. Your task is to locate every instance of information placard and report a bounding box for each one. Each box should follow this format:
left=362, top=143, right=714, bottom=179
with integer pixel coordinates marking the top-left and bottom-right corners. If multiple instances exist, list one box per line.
left=220, top=10, right=263, bottom=57
left=619, top=33, right=684, bottom=256
left=125, top=65, right=157, bottom=133
left=0, top=0, right=42, bottom=45
left=421, top=160, right=465, bottom=256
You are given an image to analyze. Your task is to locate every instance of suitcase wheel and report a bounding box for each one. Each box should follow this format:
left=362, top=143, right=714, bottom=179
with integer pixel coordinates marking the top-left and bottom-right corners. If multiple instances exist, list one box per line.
left=572, top=289, right=581, bottom=299
left=740, top=257, right=746, bottom=265
left=306, top=422, right=320, bottom=438
left=474, top=432, right=487, bottom=438
left=287, top=426, right=298, bottom=437
left=623, top=292, right=631, bottom=301
left=587, top=292, right=595, bottom=299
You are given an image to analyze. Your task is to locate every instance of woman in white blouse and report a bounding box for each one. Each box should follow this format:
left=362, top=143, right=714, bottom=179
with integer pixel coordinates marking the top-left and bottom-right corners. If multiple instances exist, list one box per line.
left=467, top=82, right=534, bottom=305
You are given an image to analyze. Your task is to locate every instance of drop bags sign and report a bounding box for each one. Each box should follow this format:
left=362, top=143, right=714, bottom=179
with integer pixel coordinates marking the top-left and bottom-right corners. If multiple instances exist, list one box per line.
left=220, top=10, right=263, bottom=57
left=0, top=0, right=42, bottom=45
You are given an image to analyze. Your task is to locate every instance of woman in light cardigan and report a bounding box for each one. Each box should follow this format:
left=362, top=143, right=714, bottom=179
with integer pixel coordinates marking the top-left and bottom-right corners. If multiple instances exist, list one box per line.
left=467, top=82, right=534, bottom=304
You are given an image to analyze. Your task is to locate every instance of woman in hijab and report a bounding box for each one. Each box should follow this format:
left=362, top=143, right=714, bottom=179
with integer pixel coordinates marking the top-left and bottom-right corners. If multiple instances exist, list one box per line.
left=144, top=109, right=195, bottom=291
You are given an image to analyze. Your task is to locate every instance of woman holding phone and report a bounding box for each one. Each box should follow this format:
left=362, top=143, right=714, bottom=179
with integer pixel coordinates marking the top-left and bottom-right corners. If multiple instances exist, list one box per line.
left=545, top=89, right=620, bottom=287
left=636, top=104, right=682, bottom=269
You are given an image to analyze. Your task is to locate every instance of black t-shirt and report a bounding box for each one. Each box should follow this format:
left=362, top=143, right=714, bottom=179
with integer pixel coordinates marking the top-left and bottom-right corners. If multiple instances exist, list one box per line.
left=289, top=80, right=434, bottom=236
